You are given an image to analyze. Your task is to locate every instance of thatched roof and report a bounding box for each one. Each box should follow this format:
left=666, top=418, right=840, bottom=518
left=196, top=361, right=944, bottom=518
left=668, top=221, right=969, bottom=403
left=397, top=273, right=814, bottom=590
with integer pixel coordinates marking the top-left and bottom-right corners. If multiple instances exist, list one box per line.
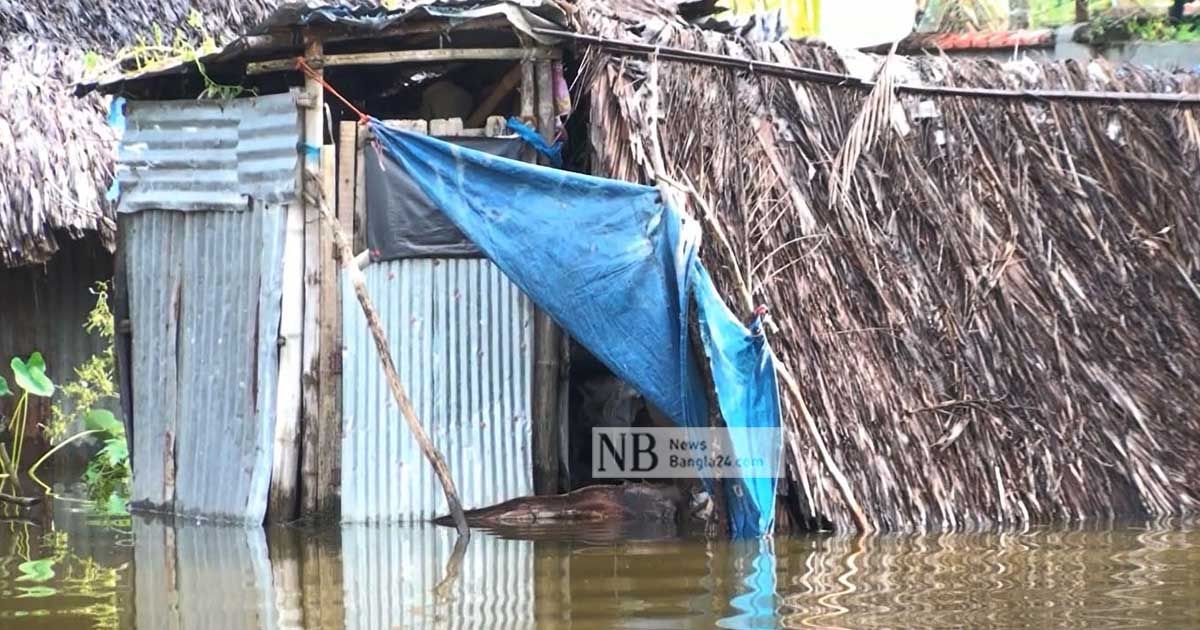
left=0, top=1, right=279, bottom=267
left=574, top=1, right=1200, bottom=532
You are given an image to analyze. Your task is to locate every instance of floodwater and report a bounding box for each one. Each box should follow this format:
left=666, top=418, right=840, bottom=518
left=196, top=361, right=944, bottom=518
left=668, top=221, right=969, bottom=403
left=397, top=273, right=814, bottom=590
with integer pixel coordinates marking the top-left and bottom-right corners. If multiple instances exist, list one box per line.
left=0, top=494, right=1197, bottom=629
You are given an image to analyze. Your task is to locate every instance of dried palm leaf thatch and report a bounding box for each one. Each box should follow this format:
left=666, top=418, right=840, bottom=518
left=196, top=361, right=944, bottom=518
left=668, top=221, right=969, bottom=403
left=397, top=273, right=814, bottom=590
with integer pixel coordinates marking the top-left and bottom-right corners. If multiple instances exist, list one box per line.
left=577, top=2, right=1200, bottom=532
left=0, top=0, right=280, bottom=268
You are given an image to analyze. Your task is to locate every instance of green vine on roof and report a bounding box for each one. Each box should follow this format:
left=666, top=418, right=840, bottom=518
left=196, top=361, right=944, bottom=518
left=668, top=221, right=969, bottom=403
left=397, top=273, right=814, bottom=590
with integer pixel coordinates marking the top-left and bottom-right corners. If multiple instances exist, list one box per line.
left=81, top=9, right=256, bottom=100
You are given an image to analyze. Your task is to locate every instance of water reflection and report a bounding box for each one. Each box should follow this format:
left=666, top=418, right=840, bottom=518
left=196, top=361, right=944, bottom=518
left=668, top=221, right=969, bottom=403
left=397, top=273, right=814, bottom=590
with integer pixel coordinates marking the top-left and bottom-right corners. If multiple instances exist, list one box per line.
left=0, top=497, right=1197, bottom=629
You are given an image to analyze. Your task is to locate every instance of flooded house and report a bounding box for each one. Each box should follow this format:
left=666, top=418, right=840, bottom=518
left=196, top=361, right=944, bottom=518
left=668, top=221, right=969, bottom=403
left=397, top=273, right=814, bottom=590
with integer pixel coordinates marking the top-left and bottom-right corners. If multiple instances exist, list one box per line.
left=82, top=0, right=1200, bottom=538
left=86, top=0, right=778, bottom=534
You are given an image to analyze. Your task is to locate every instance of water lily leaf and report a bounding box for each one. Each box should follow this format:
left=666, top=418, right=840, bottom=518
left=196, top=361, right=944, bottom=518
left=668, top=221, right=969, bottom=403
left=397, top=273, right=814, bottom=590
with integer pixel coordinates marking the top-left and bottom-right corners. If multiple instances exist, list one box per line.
left=84, top=409, right=123, bottom=436
left=11, top=353, right=54, bottom=397
left=15, top=585, right=57, bottom=598
left=15, top=558, right=55, bottom=582
left=0, top=375, right=10, bottom=397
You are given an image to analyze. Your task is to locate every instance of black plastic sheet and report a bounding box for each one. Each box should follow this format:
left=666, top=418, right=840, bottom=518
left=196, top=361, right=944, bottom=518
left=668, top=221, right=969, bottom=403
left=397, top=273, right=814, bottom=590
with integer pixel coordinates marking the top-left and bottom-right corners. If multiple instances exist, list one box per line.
left=365, top=136, right=523, bottom=260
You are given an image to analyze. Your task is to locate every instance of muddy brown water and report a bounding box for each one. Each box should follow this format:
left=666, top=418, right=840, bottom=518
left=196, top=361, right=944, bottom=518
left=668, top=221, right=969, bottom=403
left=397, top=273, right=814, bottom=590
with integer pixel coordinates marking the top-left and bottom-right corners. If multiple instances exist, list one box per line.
left=0, top=492, right=1196, bottom=629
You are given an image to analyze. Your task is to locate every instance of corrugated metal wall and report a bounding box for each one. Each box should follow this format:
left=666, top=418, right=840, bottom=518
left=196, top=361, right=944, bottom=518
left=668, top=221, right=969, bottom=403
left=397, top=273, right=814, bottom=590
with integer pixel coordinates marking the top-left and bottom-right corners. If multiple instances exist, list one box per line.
left=342, top=258, right=534, bottom=522
left=117, top=92, right=300, bottom=213
left=118, top=92, right=299, bottom=523
left=123, top=204, right=287, bottom=522
left=341, top=524, right=534, bottom=629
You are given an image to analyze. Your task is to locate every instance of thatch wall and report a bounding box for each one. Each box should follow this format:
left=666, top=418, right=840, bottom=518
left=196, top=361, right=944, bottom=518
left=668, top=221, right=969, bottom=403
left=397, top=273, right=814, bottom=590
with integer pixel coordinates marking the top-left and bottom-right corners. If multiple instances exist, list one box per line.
left=576, top=3, right=1200, bottom=531
left=0, top=1, right=278, bottom=267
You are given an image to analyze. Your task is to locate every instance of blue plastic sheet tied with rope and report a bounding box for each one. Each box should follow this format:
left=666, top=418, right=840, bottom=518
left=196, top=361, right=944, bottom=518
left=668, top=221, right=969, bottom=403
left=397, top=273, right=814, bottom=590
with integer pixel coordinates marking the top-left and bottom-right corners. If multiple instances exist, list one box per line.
left=367, top=120, right=783, bottom=537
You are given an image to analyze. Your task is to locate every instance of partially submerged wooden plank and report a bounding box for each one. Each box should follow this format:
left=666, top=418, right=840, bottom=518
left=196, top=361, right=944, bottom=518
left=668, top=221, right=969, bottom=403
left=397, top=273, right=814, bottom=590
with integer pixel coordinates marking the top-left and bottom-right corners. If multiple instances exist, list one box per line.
left=316, top=146, right=340, bottom=517
left=269, top=201, right=305, bottom=522
left=299, top=37, right=325, bottom=518
left=248, top=47, right=561, bottom=75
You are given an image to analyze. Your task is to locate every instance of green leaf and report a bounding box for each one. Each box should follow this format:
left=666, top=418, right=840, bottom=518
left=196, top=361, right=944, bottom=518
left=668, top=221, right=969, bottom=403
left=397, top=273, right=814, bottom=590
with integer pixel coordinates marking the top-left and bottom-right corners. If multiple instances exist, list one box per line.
left=0, top=375, right=10, bottom=397
left=84, top=409, right=122, bottom=436
left=15, top=558, right=55, bottom=583
left=99, top=438, right=128, bottom=467
left=11, top=353, right=54, bottom=397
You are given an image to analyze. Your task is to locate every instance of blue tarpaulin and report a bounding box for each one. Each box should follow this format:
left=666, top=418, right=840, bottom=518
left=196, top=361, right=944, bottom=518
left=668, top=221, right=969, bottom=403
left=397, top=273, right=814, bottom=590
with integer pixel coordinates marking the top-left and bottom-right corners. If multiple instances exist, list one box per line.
left=367, top=120, right=782, bottom=537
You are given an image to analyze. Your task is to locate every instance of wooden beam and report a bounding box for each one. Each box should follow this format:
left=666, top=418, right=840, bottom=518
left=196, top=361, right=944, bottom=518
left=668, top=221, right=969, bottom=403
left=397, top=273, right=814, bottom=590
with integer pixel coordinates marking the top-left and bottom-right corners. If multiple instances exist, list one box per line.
left=465, top=64, right=522, bottom=128
left=247, top=47, right=561, bottom=75
left=299, top=37, right=324, bottom=518
left=316, top=145, right=340, bottom=517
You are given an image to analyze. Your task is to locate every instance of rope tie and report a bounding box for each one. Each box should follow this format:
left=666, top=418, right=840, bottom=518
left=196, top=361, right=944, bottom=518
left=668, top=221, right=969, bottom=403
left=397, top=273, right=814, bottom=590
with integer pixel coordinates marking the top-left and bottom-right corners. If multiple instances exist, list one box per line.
left=295, top=56, right=370, bottom=124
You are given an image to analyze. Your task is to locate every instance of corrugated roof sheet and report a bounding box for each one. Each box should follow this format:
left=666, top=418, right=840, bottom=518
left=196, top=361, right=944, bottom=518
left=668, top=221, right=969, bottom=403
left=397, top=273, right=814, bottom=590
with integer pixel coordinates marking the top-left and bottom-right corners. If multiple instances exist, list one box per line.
left=117, top=92, right=300, bottom=213
left=341, top=258, right=534, bottom=523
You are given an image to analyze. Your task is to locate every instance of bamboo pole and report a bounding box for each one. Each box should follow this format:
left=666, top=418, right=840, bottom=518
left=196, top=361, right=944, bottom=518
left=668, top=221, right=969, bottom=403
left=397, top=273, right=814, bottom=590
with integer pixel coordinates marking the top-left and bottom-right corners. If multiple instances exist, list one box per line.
left=534, top=28, right=1200, bottom=107
left=303, top=167, right=470, bottom=539
left=247, top=47, right=561, bottom=75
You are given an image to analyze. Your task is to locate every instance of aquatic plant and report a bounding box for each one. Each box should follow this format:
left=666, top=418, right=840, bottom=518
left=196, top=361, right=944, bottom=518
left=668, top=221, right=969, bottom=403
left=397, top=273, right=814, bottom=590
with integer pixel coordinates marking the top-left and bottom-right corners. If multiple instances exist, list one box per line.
left=38, top=283, right=129, bottom=510
left=0, top=352, right=56, bottom=493
left=47, top=283, right=115, bottom=445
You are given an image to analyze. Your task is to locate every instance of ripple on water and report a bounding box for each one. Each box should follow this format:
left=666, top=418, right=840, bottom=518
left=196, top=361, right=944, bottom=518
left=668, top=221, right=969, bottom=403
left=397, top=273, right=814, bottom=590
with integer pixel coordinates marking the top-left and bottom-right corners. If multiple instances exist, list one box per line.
left=0, top=495, right=1196, bottom=630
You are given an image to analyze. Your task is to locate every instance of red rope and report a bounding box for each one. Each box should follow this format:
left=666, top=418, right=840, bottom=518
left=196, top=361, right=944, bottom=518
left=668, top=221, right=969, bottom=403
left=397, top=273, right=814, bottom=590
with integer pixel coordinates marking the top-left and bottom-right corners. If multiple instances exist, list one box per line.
left=295, top=57, right=370, bottom=124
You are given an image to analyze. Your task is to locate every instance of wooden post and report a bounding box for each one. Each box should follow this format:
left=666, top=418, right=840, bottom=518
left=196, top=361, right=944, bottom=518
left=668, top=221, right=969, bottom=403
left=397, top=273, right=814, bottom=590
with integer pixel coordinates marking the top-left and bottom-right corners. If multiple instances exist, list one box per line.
left=269, top=91, right=308, bottom=522
left=531, top=59, right=562, bottom=495
left=299, top=37, right=324, bottom=517
left=304, top=168, right=470, bottom=539
left=316, top=146, right=340, bottom=516
left=520, top=62, right=536, bottom=125
left=353, top=129, right=367, bottom=253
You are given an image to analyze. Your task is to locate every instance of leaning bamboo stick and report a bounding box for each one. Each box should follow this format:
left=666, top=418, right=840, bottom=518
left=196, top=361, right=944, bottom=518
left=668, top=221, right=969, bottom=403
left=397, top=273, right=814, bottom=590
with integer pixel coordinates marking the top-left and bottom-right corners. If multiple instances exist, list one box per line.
left=302, top=167, right=470, bottom=539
